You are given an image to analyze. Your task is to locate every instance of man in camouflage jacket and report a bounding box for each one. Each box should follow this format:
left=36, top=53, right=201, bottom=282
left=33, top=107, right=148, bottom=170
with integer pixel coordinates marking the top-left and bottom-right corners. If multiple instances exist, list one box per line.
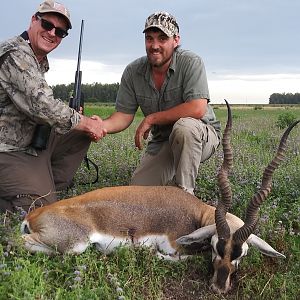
left=0, top=0, right=106, bottom=213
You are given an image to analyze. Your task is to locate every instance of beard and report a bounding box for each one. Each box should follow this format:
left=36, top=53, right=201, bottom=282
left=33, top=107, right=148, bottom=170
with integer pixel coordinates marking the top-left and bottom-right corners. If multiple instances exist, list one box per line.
left=147, top=50, right=173, bottom=68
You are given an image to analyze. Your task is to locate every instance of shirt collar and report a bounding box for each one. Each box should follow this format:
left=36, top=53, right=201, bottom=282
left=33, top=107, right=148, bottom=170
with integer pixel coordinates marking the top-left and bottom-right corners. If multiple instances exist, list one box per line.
left=168, top=49, right=178, bottom=72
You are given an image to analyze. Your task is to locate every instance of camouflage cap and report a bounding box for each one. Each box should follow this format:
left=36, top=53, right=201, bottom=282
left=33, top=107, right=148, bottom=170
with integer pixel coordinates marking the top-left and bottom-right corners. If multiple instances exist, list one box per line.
left=37, top=0, right=72, bottom=29
left=143, top=12, right=179, bottom=37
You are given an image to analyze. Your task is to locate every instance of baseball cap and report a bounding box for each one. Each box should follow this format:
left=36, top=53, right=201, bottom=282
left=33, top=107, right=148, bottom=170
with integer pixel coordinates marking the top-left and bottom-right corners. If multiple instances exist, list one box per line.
left=37, top=0, right=72, bottom=29
left=143, top=12, right=179, bottom=37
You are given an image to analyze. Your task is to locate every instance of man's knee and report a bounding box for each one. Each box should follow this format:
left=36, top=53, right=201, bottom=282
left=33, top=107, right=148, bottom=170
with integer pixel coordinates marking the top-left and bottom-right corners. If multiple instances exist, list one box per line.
left=171, top=117, right=205, bottom=144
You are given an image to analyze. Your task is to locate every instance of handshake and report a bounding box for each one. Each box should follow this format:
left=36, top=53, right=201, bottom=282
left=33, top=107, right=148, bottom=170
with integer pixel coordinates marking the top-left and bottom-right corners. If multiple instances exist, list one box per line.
left=75, top=114, right=107, bottom=142
left=75, top=111, right=149, bottom=150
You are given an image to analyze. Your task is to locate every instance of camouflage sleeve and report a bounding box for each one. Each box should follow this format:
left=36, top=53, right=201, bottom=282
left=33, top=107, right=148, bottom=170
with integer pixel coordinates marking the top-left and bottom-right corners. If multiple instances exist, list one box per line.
left=0, top=49, right=80, bottom=134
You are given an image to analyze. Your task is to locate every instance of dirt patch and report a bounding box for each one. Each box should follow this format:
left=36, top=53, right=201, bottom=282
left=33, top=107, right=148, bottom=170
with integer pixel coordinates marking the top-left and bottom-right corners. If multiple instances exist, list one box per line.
left=161, top=260, right=241, bottom=300
left=162, top=268, right=213, bottom=300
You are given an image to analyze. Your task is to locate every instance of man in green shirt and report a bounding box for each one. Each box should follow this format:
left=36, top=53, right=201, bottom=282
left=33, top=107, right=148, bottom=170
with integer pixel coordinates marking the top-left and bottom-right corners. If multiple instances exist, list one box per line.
left=103, top=11, right=220, bottom=195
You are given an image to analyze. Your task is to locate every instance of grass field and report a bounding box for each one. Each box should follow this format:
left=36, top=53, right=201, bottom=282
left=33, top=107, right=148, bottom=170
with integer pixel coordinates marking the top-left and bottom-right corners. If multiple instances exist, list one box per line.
left=1, top=104, right=299, bottom=299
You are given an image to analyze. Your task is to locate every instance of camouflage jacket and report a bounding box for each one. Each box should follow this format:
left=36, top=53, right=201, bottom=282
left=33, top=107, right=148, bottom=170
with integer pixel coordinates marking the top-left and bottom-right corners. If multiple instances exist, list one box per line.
left=0, top=35, right=80, bottom=155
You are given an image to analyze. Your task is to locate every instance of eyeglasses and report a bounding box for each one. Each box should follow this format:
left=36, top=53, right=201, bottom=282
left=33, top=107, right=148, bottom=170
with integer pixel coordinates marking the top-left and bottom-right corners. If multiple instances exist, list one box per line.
left=36, top=15, right=68, bottom=38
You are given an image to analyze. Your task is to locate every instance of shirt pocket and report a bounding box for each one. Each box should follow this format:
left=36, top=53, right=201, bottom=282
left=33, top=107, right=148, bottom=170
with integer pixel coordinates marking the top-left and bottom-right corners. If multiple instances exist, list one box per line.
left=136, top=94, right=158, bottom=116
left=162, top=86, right=183, bottom=110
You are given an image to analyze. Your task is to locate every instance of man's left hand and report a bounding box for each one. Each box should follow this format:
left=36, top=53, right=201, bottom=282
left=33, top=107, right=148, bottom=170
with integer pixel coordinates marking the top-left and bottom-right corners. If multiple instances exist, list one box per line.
left=135, top=117, right=151, bottom=150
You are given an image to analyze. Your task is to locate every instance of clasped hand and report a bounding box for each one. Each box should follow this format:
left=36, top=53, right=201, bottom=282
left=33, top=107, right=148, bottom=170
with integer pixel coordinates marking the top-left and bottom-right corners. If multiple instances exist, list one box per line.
left=89, top=115, right=107, bottom=142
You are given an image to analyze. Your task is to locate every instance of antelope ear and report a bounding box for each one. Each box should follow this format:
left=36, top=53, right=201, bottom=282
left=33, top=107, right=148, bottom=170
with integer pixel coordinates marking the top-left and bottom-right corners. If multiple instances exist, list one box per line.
left=176, top=224, right=216, bottom=245
left=247, top=234, right=286, bottom=258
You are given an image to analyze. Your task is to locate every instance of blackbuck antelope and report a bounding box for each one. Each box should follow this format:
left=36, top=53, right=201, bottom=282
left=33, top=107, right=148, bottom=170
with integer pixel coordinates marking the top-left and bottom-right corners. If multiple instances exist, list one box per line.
left=21, top=102, right=299, bottom=294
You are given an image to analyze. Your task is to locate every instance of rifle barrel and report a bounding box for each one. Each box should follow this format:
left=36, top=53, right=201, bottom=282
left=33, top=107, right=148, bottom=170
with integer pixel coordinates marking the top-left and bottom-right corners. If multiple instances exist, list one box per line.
left=71, top=19, right=85, bottom=111
left=76, top=20, right=84, bottom=74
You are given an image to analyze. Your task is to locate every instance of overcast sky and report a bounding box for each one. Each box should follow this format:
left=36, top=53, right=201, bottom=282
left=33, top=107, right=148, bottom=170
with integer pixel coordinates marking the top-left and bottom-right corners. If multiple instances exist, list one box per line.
left=1, top=0, right=300, bottom=104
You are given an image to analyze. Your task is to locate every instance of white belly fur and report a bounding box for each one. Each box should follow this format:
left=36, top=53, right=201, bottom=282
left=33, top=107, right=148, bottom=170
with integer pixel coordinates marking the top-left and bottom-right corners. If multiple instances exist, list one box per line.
left=88, top=232, right=177, bottom=255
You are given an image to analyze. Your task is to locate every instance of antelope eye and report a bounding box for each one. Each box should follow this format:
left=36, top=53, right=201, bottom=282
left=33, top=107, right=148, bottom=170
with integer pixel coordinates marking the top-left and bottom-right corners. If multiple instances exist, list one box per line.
left=23, top=224, right=30, bottom=234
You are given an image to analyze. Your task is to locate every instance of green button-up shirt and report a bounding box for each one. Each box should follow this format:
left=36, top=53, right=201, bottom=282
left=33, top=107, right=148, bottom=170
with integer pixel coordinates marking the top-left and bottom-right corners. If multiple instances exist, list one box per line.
left=116, top=48, right=221, bottom=152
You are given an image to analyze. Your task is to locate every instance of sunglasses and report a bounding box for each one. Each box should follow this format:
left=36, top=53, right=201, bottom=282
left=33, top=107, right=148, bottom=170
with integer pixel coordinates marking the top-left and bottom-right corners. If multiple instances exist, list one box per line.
left=36, top=15, right=68, bottom=38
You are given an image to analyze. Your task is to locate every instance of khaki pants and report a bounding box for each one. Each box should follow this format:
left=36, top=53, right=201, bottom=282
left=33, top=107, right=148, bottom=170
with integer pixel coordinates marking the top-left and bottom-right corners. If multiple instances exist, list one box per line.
left=0, top=129, right=90, bottom=213
left=131, top=117, right=219, bottom=194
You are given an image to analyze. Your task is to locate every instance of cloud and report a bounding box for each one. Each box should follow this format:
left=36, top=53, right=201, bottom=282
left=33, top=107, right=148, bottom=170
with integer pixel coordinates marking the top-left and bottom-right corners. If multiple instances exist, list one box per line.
left=45, top=58, right=124, bottom=85
left=210, top=73, right=300, bottom=82
left=209, top=73, right=300, bottom=104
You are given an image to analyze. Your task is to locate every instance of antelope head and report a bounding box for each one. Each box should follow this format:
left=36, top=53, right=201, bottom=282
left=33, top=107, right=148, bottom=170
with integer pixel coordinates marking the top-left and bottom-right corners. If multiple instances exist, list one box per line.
left=177, top=100, right=299, bottom=294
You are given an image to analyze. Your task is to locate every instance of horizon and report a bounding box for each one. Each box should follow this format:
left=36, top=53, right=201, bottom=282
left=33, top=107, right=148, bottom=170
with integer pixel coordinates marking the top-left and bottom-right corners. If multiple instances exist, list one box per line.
left=45, top=58, right=300, bottom=105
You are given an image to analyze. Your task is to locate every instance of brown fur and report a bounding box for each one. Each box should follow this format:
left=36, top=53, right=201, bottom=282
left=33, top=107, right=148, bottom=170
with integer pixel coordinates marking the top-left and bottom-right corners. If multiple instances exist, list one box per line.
left=22, top=185, right=243, bottom=254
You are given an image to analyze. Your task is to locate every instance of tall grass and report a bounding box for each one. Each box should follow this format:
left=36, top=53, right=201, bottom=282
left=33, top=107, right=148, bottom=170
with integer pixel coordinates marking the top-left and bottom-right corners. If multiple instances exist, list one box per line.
left=1, top=105, right=299, bottom=299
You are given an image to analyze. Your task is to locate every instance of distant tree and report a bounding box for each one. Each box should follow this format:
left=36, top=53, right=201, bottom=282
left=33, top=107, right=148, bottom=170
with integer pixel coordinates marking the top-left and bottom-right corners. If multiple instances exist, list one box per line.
left=51, top=84, right=73, bottom=102
left=51, top=82, right=119, bottom=103
left=269, top=92, right=300, bottom=104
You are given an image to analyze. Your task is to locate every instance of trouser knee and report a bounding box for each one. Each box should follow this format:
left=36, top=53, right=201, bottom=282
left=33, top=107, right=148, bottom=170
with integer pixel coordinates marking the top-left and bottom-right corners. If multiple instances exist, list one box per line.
left=170, top=118, right=202, bottom=145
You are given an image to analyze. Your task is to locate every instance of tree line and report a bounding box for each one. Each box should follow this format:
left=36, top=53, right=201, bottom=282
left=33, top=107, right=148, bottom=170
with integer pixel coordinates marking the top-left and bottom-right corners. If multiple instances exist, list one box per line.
left=269, top=93, right=300, bottom=104
left=52, top=84, right=300, bottom=105
left=52, top=82, right=120, bottom=103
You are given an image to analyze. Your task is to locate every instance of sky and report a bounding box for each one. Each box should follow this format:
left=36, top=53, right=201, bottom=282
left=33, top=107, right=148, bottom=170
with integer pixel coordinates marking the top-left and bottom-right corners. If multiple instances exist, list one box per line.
left=1, top=0, right=300, bottom=104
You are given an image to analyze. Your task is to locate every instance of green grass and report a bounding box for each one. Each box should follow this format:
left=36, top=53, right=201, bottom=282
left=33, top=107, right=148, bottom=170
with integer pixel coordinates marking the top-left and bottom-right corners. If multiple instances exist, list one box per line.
left=1, top=104, right=300, bottom=299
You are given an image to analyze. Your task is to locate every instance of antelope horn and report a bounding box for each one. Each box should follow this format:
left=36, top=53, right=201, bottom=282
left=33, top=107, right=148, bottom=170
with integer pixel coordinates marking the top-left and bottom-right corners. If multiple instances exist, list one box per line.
left=233, top=120, right=300, bottom=244
left=215, top=99, right=233, bottom=240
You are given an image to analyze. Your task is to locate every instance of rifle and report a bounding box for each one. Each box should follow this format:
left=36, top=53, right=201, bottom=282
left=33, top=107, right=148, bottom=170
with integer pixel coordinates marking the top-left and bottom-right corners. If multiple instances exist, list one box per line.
left=69, top=20, right=99, bottom=184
